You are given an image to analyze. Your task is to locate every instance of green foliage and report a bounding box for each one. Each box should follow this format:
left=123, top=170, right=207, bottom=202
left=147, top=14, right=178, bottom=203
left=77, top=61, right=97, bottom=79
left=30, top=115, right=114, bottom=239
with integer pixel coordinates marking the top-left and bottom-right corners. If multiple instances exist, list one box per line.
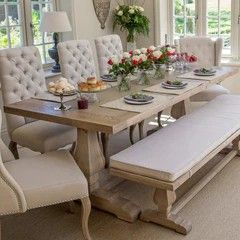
left=113, top=5, right=150, bottom=42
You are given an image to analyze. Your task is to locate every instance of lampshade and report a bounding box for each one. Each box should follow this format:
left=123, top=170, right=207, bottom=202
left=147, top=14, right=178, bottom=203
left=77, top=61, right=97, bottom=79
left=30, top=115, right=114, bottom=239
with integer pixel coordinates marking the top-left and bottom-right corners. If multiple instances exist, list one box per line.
left=40, top=11, right=72, bottom=33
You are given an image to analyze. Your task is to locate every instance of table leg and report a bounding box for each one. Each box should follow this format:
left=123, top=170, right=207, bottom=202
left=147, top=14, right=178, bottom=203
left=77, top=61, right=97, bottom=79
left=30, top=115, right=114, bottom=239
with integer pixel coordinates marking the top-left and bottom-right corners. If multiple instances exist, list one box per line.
left=73, top=128, right=141, bottom=222
left=171, top=99, right=191, bottom=120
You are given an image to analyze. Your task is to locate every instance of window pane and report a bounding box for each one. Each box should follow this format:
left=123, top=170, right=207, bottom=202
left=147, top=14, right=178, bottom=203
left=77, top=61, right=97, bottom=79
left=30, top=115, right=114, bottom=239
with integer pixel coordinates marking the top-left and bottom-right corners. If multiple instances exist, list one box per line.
left=207, top=18, right=218, bottom=35
left=175, top=17, right=184, bottom=35
left=10, top=25, right=21, bottom=47
left=0, top=5, right=6, bottom=26
left=186, top=0, right=195, bottom=16
left=175, top=0, right=184, bottom=16
left=0, top=27, right=9, bottom=49
left=7, top=4, right=20, bottom=25
left=31, top=0, right=55, bottom=63
left=186, top=17, right=195, bottom=34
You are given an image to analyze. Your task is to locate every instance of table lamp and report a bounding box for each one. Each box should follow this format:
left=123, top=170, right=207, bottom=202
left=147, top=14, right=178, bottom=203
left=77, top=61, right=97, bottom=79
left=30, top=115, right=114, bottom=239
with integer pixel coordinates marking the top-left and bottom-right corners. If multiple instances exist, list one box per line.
left=40, top=11, right=72, bottom=73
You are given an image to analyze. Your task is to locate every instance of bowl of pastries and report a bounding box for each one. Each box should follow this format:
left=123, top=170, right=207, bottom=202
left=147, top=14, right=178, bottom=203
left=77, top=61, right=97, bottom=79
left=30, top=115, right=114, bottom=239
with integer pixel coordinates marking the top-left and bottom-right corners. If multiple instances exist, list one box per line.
left=48, top=77, right=76, bottom=96
left=78, top=77, right=108, bottom=93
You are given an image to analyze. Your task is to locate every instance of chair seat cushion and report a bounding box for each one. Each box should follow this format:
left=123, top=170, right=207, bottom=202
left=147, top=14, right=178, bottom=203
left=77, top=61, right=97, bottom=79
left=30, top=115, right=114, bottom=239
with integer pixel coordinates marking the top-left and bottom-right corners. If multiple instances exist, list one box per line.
left=110, top=95, right=240, bottom=183
left=191, top=84, right=229, bottom=102
left=5, top=150, right=88, bottom=210
left=11, top=120, right=77, bottom=153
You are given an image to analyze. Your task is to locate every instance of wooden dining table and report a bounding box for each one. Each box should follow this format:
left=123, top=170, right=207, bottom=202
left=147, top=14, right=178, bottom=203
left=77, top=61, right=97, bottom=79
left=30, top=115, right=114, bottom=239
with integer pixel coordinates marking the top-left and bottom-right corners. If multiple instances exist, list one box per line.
left=4, top=66, right=239, bottom=222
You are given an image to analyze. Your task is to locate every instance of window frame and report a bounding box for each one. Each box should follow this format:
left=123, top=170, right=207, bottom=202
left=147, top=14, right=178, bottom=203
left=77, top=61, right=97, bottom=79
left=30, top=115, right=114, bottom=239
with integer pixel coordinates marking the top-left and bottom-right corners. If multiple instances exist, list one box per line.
left=0, top=0, right=57, bottom=66
left=168, top=0, right=240, bottom=60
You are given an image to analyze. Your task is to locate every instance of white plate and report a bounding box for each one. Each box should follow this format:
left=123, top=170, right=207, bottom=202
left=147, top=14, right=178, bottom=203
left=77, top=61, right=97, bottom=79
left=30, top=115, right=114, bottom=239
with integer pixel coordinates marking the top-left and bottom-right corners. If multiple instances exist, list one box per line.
left=124, top=98, right=153, bottom=105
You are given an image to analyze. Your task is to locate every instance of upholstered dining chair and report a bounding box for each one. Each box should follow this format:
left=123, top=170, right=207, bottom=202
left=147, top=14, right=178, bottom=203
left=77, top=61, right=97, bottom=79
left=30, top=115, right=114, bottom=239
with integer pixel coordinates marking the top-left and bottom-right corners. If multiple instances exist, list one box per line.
left=58, top=40, right=96, bottom=86
left=0, top=46, right=77, bottom=159
left=0, top=110, right=91, bottom=240
left=94, top=35, right=143, bottom=148
left=95, top=34, right=123, bottom=76
left=175, top=37, right=230, bottom=102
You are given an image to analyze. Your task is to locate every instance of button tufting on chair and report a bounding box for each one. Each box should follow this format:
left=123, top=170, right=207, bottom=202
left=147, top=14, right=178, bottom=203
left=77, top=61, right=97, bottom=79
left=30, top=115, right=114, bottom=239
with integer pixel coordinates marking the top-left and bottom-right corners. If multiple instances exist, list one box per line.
left=58, top=40, right=97, bottom=86
left=95, top=34, right=123, bottom=76
left=0, top=46, right=77, bottom=158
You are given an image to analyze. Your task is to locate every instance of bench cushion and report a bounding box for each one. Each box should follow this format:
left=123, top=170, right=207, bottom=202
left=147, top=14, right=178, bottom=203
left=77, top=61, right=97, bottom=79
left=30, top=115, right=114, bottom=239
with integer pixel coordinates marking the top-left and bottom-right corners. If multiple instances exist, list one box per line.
left=110, top=95, right=240, bottom=183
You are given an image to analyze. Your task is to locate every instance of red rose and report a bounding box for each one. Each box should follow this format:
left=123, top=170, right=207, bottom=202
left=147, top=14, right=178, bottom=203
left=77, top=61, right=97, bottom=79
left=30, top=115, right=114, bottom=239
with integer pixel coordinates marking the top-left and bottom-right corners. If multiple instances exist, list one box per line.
left=121, top=58, right=126, bottom=64
left=129, top=50, right=133, bottom=55
left=132, top=59, right=139, bottom=66
left=108, top=59, right=113, bottom=65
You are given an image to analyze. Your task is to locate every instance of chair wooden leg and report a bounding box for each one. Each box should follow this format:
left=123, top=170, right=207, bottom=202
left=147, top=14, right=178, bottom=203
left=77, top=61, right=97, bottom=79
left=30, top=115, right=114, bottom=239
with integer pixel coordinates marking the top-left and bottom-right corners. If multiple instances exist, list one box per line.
left=9, top=141, right=19, bottom=159
left=138, top=121, right=144, bottom=140
left=70, top=142, right=76, bottom=155
left=68, top=201, right=76, bottom=214
left=0, top=219, right=2, bottom=240
left=157, top=111, right=163, bottom=128
left=129, top=124, right=137, bottom=145
left=81, top=197, right=91, bottom=240
left=101, top=133, right=110, bottom=168
left=140, top=188, right=192, bottom=235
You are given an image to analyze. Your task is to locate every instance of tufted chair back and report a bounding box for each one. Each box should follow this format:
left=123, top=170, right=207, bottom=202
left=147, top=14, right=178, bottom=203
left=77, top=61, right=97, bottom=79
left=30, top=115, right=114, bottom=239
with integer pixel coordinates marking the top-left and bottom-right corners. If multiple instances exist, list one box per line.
left=175, top=37, right=223, bottom=68
left=0, top=46, right=46, bottom=135
left=0, top=110, right=27, bottom=216
left=58, top=40, right=96, bottom=86
left=95, top=34, right=123, bottom=76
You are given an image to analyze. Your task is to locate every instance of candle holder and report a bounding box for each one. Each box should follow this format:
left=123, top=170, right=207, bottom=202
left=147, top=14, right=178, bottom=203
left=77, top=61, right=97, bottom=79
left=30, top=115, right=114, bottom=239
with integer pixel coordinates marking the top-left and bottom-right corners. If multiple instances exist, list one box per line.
left=54, top=93, right=71, bottom=111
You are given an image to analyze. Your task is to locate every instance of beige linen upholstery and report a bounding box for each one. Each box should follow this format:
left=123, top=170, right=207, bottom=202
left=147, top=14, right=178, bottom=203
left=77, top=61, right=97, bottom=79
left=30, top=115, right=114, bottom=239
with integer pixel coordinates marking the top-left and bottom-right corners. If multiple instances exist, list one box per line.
left=58, top=40, right=96, bottom=86
left=5, top=150, right=88, bottom=210
left=0, top=46, right=76, bottom=155
left=0, top=111, right=91, bottom=239
left=110, top=95, right=240, bottom=182
left=175, top=37, right=229, bottom=102
left=95, top=34, right=123, bottom=76
left=11, top=120, right=77, bottom=153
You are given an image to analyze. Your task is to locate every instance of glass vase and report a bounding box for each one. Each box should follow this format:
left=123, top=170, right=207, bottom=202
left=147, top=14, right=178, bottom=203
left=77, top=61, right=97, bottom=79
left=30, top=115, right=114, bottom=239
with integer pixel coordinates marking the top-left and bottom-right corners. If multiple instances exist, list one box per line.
left=138, top=70, right=150, bottom=85
left=118, top=75, right=131, bottom=92
left=154, top=64, right=166, bottom=79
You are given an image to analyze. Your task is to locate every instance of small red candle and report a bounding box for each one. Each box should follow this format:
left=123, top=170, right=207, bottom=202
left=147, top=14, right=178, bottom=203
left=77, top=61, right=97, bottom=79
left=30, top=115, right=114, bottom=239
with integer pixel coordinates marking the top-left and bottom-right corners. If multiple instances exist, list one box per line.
left=78, top=98, right=88, bottom=109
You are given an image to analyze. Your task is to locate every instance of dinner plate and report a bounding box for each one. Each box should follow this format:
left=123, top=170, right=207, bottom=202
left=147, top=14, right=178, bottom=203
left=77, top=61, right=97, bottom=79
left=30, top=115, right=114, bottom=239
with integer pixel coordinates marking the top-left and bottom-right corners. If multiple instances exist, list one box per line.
left=124, top=98, right=154, bottom=105
left=101, top=74, right=117, bottom=82
left=161, top=82, right=187, bottom=89
left=124, top=95, right=154, bottom=103
left=194, top=69, right=216, bottom=76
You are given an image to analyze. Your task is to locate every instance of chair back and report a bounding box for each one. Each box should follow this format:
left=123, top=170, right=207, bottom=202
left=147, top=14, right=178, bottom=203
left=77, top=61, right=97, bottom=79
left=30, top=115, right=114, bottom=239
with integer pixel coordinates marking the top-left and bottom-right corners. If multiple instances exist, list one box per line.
left=0, top=110, right=27, bottom=216
left=175, top=37, right=223, bottom=68
left=95, top=34, right=123, bottom=76
left=0, top=46, right=46, bottom=135
left=58, top=40, right=96, bottom=85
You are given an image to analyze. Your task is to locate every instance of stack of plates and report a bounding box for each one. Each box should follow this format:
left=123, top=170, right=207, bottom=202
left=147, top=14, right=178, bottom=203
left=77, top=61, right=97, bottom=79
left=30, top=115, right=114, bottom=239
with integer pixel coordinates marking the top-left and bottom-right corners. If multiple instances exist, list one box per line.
left=101, top=74, right=117, bottom=82
left=124, top=95, right=154, bottom=105
left=194, top=68, right=216, bottom=76
left=161, top=82, right=188, bottom=90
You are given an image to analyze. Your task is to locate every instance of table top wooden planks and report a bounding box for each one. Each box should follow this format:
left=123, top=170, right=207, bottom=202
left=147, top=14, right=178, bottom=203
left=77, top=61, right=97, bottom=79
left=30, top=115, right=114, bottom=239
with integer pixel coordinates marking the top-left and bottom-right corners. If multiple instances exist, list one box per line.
left=4, top=67, right=239, bottom=134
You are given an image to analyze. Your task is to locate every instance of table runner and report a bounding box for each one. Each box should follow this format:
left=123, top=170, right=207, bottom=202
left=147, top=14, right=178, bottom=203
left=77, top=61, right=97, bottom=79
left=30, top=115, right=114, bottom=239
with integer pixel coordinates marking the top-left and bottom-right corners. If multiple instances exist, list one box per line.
left=142, top=81, right=203, bottom=95
left=176, top=67, right=232, bottom=81
left=32, top=92, right=77, bottom=103
left=100, top=93, right=174, bottom=113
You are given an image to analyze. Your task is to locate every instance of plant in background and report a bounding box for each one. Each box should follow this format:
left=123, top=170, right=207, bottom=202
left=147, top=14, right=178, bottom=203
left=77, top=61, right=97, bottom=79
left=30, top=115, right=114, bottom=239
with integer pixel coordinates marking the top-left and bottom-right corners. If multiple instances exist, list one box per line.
left=113, top=4, right=150, bottom=44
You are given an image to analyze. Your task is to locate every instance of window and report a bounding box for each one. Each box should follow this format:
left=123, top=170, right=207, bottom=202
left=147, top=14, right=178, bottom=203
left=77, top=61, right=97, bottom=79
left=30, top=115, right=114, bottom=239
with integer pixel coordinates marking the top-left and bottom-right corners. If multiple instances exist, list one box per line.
left=0, top=0, right=56, bottom=64
left=172, top=0, right=197, bottom=40
left=169, top=0, right=240, bottom=60
left=206, top=0, right=232, bottom=55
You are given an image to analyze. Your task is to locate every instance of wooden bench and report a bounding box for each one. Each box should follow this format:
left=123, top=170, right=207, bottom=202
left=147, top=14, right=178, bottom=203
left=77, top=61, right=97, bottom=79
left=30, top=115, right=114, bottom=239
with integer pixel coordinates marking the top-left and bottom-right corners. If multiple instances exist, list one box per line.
left=110, top=95, right=240, bottom=235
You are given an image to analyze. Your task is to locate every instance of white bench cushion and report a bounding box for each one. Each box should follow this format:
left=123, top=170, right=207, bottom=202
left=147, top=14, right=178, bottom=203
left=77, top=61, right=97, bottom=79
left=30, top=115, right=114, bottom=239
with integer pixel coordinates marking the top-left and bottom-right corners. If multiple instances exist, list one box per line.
left=110, top=95, right=240, bottom=183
